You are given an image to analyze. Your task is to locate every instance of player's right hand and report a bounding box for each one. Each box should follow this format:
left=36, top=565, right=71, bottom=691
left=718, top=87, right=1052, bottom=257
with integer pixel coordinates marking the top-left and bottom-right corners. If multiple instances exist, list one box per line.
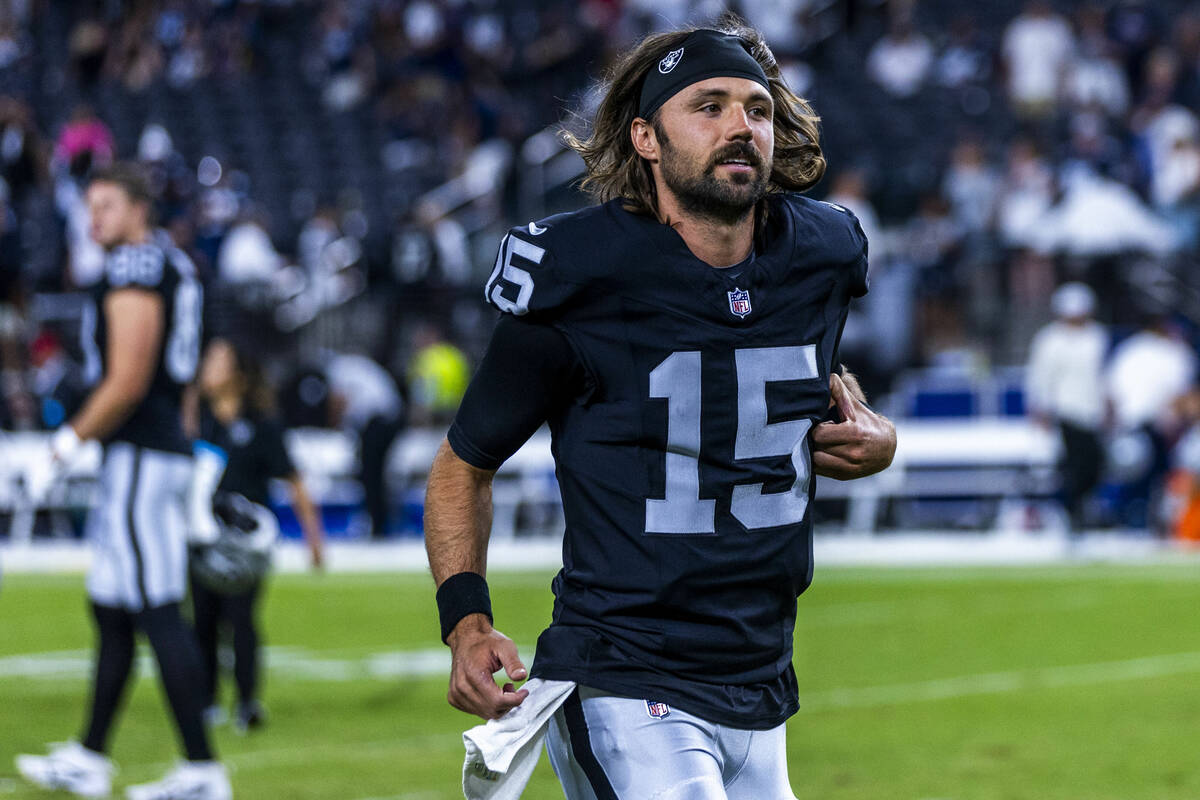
left=22, top=426, right=82, bottom=506
left=446, top=614, right=529, bottom=720
left=21, top=453, right=63, bottom=507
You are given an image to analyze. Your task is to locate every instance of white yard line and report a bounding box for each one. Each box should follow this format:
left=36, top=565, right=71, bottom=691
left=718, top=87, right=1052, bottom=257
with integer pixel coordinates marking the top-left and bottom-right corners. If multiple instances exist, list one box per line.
left=116, top=733, right=461, bottom=781
left=0, top=646, right=455, bottom=682
left=7, top=644, right=1200, bottom=714
left=794, top=651, right=1200, bottom=713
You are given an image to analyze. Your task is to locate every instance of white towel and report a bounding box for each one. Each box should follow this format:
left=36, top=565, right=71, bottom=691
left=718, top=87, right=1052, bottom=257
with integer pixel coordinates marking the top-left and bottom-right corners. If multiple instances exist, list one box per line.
left=462, top=678, right=576, bottom=800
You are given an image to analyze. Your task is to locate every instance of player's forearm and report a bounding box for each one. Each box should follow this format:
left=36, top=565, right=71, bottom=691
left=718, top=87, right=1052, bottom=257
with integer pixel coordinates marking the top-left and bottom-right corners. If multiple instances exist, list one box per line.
left=69, top=378, right=148, bottom=441
left=425, top=439, right=495, bottom=586
left=289, top=478, right=325, bottom=552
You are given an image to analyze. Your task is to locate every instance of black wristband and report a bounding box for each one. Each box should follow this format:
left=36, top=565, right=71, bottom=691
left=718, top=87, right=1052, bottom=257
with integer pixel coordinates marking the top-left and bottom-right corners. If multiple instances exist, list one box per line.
left=436, top=571, right=493, bottom=644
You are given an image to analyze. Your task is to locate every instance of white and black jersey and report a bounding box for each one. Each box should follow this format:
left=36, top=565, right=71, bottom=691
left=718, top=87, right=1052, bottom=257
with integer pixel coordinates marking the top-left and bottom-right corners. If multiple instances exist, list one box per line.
left=80, top=230, right=202, bottom=454
left=81, top=230, right=202, bottom=611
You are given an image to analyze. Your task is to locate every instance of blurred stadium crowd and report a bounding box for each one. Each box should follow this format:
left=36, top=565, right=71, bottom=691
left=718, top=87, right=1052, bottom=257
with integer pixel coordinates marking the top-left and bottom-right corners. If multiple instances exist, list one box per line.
left=2, top=0, right=1200, bottom=535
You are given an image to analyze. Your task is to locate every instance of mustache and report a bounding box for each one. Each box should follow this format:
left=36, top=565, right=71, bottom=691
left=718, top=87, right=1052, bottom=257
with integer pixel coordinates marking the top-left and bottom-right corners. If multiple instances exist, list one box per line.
left=709, top=143, right=764, bottom=169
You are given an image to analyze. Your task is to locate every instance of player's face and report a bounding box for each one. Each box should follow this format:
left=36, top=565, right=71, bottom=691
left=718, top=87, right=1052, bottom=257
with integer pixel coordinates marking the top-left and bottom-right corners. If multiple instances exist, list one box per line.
left=654, top=77, right=774, bottom=223
left=199, top=339, right=240, bottom=398
left=85, top=181, right=143, bottom=249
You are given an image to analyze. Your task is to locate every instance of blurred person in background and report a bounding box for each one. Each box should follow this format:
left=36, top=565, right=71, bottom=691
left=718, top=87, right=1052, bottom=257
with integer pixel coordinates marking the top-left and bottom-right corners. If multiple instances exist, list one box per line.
left=15, top=163, right=232, bottom=800
left=0, top=96, right=48, bottom=208
left=326, top=350, right=403, bottom=539
left=942, top=136, right=999, bottom=239
left=53, top=108, right=114, bottom=289
left=188, top=337, right=324, bottom=734
left=1106, top=309, right=1198, bottom=532
left=1002, top=0, right=1075, bottom=119
left=28, top=329, right=88, bottom=432
left=866, top=8, right=933, bottom=99
left=0, top=176, right=31, bottom=428
left=1026, top=283, right=1109, bottom=536
left=52, top=105, right=114, bottom=173
left=997, top=137, right=1055, bottom=250
left=1064, top=4, right=1130, bottom=120
left=216, top=207, right=283, bottom=286
left=407, top=321, right=469, bottom=428
left=1163, top=386, right=1200, bottom=543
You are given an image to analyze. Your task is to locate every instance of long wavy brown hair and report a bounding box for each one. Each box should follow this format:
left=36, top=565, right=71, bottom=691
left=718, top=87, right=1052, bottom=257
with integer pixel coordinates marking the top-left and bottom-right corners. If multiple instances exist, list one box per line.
left=563, top=16, right=826, bottom=218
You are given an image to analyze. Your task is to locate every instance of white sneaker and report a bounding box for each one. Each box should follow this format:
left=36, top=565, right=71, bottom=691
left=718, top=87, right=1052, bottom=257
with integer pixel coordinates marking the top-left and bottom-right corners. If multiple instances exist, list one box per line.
left=15, top=741, right=114, bottom=798
left=125, top=761, right=232, bottom=800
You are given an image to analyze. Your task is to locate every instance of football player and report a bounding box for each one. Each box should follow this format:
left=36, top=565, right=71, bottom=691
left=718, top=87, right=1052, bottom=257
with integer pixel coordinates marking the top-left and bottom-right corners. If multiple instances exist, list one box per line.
left=16, top=164, right=232, bottom=800
left=426, top=18, right=895, bottom=800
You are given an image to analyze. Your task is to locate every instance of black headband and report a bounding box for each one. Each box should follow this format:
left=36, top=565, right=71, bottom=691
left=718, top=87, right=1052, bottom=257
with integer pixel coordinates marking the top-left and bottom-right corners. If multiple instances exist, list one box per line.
left=638, top=29, right=770, bottom=120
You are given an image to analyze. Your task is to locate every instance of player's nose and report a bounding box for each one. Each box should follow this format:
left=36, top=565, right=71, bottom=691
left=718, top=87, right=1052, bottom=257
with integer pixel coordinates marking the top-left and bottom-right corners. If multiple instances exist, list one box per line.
left=724, top=106, right=753, bottom=140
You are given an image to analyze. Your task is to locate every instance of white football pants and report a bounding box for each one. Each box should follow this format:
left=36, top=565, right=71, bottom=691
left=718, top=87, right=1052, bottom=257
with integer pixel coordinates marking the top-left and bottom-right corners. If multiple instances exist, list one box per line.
left=86, top=442, right=192, bottom=612
left=545, top=686, right=797, bottom=800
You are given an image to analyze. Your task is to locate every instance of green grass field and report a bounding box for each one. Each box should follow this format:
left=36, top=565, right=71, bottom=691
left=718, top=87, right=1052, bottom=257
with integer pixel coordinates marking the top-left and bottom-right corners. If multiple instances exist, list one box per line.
left=2, top=563, right=1200, bottom=799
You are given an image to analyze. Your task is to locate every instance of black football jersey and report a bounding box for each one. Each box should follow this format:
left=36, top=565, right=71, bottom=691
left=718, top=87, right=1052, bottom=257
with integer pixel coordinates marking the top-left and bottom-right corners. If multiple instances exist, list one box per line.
left=480, top=194, right=868, bottom=729
left=199, top=406, right=297, bottom=507
left=81, top=230, right=202, bottom=454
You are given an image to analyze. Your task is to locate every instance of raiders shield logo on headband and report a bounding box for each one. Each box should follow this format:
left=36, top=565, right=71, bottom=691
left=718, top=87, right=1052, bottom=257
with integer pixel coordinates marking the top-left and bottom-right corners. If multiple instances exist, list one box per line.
left=659, top=47, right=684, bottom=74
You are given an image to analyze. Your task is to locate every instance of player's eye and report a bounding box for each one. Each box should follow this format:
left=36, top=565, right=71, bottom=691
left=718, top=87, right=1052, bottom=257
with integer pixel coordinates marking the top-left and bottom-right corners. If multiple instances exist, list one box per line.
left=700, top=103, right=721, bottom=113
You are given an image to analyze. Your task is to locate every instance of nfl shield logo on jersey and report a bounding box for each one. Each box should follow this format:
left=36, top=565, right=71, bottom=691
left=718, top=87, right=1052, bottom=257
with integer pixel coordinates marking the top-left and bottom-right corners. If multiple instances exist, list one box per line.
left=727, top=287, right=752, bottom=319
left=645, top=700, right=671, bottom=719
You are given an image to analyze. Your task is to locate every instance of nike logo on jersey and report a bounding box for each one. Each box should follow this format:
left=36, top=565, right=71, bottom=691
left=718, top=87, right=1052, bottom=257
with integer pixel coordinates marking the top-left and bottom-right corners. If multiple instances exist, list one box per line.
left=528, top=222, right=547, bottom=235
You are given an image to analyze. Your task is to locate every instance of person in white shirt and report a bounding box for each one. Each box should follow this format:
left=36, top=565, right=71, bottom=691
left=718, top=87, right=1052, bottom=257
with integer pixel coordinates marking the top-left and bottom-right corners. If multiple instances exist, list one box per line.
left=867, top=16, right=934, bottom=98
left=1002, top=0, right=1075, bottom=117
left=1026, top=283, right=1108, bottom=532
left=325, top=351, right=404, bottom=539
left=1106, top=310, right=1198, bottom=530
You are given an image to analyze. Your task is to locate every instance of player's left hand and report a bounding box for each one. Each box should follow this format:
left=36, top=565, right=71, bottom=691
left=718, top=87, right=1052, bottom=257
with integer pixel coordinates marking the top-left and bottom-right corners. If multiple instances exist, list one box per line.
left=811, top=373, right=896, bottom=480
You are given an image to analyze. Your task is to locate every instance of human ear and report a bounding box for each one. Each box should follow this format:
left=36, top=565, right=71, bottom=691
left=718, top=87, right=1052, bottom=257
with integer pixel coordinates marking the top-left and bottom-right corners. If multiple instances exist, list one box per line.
left=630, top=117, right=659, bottom=162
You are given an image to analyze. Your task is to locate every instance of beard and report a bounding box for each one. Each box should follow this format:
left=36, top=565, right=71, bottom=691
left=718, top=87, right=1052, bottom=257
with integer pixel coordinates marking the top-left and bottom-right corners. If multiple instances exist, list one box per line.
left=656, top=124, right=770, bottom=226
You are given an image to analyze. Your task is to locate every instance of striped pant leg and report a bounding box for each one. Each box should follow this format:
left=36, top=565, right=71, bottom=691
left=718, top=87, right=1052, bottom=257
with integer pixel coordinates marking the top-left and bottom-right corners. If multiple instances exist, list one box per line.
left=87, top=444, right=192, bottom=612
left=721, top=723, right=796, bottom=800
left=545, top=687, right=728, bottom=800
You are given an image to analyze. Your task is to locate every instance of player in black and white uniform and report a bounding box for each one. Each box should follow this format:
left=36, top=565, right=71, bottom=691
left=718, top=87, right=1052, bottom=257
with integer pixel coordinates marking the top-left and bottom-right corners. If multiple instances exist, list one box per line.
left=426, top=21, right=896, bottom=800
left=16, top=164, right=232, bottom=800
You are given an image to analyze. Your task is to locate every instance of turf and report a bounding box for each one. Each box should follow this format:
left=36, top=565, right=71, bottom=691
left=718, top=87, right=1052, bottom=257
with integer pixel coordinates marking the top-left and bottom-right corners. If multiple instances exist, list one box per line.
left=1, top=563, right=1199, bottom=799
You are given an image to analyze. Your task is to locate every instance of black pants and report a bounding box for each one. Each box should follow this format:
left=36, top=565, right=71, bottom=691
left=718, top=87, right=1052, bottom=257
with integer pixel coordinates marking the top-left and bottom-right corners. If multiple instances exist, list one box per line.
left=82, top=601, right=213, bottom=761
left=361, top=415, right=402, bottom=539
left=190, top=575, right=262, bottom=709
left=1059, top=421, right=1105, bottom=532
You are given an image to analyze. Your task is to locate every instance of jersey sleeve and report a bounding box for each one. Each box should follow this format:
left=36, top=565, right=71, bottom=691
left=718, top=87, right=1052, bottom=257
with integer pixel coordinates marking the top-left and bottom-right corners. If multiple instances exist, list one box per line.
left=447, top=315, right=586, bottom=470
left=845, top=212, right=869, bottom=299
left=812, top=199, right=869, bottom=299
left=105, top=243, right=166, bottom=290
left=481, top=223, right=583, bottom=318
